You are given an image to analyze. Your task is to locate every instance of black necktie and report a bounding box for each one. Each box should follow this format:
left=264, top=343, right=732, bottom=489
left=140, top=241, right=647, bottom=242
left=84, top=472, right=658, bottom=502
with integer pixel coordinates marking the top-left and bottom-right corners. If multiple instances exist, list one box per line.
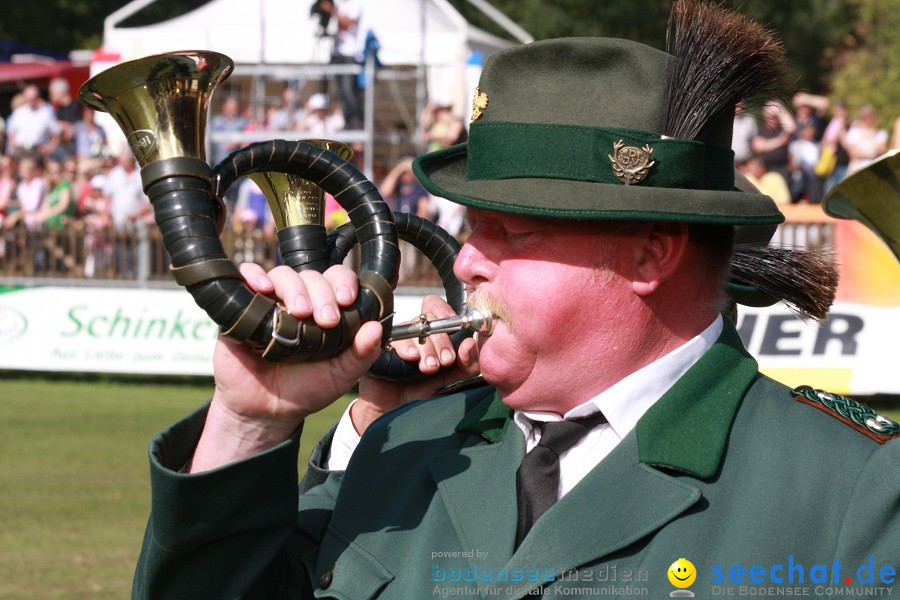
left=515, top=411, right=608, bottom=548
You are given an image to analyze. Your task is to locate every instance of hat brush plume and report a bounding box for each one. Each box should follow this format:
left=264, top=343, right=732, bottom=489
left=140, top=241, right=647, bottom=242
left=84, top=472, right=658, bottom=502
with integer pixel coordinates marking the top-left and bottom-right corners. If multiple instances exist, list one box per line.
left=730, top=245, right=838, bottom=322
left=662, top=0, right=792, bottom=140
left=663, top=0, right=837, bottom=322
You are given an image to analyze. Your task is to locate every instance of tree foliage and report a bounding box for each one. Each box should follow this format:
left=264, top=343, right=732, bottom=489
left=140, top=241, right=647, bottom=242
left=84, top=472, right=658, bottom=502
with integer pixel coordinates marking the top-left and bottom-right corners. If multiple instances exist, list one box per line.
left=2, top=0, right=897, bottom=124
left=828, top=0, right=900, bottom=128
left=452, top=0, right=858, bottom=94
left=0, top=1, right=123, bottom=55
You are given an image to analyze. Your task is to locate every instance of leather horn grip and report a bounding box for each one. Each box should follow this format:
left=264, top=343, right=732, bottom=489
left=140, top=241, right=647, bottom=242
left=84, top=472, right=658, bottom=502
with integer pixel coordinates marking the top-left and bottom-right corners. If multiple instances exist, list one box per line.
left=145, top=142, right=399, bottom=362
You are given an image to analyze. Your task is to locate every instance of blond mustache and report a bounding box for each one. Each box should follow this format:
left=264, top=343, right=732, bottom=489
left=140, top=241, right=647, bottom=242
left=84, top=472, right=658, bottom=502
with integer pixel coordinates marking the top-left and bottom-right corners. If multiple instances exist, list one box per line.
left=466, top=289, right=513, bottom=334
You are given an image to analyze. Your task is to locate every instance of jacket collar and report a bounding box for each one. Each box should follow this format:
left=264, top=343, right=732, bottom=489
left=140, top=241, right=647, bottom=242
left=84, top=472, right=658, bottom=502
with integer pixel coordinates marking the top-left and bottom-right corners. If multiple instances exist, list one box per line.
left=455, top=319, right=758, bottom=478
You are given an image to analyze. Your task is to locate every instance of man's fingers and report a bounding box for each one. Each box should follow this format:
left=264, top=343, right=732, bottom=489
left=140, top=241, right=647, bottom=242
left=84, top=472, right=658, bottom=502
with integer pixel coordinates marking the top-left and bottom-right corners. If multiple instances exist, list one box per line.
left=323, top=264, right=359, bottom=307
left=239, top=263, right=274, bottom=294
left=456, top=337, right=480, bottom=375
left=266, top=265, right=314, bottom=317
left=264, top=267, right=345, bottom=328
left=340, top=321, right=383, bottom=372
left=421, top=294, right=456, bottom=318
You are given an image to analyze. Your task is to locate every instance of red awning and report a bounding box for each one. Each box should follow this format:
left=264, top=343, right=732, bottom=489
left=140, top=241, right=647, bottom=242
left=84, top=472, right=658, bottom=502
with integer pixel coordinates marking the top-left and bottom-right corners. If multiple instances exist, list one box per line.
left=0, top=60, right=90, bottom=90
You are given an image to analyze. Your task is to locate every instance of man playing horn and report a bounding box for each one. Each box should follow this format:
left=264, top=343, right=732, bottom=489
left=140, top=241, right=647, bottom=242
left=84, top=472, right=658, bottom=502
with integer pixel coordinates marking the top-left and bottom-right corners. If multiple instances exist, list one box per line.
left=132, top=2, right=900, bottom=598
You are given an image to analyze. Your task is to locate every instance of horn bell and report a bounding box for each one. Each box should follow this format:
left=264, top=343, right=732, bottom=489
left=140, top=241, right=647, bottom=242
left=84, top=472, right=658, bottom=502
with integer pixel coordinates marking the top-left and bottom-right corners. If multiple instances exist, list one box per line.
left=248, top=140, right=353, bottom=230
left=77, top=50, right=234, bottom=167
left=823, top=149, right=900, bottom=261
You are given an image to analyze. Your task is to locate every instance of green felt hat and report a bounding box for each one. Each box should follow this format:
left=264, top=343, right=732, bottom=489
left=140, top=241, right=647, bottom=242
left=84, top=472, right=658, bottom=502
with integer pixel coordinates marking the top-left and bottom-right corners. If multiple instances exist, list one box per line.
left=413, top=37, right=785, bottom=228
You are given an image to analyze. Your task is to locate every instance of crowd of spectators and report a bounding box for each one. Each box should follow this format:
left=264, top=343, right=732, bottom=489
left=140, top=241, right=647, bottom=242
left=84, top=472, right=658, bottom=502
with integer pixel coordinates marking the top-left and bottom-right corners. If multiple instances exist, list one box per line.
left=733, top=93, right=898, bottom=206
left=0, top=74, right=472, bottom=284
left=13, top=73, right=895, bottom=283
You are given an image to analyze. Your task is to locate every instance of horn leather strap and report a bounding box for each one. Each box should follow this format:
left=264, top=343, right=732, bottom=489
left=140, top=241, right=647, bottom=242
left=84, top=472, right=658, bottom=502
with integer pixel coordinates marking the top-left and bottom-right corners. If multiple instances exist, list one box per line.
left=261, top=309, right=303, bottom=362
left=222, top=293, right=277, bottom=342
left=170, top=259, right=242, bottom=287
left=358, top=270, right=394, bottom=321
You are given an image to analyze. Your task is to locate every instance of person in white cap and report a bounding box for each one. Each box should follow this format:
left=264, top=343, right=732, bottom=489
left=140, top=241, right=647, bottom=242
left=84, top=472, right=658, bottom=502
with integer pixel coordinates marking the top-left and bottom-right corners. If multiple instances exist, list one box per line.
left=298, top=92, right=345, bottom=136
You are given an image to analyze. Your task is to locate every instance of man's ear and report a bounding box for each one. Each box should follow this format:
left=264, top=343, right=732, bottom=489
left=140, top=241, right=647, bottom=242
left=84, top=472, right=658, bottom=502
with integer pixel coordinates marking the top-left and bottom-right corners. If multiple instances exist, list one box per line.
left=631, top=222, right=690, bottom=296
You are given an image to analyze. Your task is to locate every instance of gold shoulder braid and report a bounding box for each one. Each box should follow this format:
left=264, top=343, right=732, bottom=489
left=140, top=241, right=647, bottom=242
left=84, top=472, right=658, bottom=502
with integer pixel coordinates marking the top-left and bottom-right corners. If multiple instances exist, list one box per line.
left=793, top=385, right=900, bottom=443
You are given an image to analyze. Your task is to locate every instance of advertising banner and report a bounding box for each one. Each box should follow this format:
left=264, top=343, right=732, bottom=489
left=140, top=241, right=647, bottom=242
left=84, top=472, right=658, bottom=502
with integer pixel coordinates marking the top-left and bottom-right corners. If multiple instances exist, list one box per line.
left=0, top=285, right=428, bottom=377
left=1, top=285, right=898, bottom=394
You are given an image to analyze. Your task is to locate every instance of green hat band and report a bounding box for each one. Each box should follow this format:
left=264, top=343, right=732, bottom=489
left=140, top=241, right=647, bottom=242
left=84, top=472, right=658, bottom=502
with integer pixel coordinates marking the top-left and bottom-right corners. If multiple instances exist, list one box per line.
left=467, top=122, right=735, bottom=191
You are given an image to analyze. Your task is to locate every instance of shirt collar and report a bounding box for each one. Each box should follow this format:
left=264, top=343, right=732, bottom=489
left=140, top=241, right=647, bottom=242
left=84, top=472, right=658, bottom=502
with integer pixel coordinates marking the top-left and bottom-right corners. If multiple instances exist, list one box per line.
left=457, top=316, right=760, bottom=478
left=515, top=315, right=723, bottom=441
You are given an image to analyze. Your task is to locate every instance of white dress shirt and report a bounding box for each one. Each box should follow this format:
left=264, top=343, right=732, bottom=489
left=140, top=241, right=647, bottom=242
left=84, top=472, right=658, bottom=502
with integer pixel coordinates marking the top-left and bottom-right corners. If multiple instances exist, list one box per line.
left=326, top=315, right=723, bottom=477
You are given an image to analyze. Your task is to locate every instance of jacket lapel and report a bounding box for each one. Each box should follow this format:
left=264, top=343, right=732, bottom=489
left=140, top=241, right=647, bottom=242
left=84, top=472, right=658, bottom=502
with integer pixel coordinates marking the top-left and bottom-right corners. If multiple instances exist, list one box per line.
left=427, top=320, right=760, bottom=598
left=431, top=398, right=523, bottom=569
left=504, top=433, right=701, bottom=597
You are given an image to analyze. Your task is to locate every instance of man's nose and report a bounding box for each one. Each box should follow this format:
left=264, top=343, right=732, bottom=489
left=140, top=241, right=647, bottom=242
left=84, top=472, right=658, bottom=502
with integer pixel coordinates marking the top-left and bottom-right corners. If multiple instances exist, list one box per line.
left=453, top=239, right=495, bottom=287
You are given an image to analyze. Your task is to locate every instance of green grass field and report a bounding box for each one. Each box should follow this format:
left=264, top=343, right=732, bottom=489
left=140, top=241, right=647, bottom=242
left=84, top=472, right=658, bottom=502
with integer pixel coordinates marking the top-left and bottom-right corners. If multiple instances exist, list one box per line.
left=0, top=374, right=351, bottom=600
left=0, top=375, right=897, bottom=599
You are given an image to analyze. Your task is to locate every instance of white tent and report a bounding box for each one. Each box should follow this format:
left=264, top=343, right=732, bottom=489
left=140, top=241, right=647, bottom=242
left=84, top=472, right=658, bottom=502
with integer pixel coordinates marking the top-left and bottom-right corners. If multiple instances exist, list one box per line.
left=101, top=0, right=527, bottom=110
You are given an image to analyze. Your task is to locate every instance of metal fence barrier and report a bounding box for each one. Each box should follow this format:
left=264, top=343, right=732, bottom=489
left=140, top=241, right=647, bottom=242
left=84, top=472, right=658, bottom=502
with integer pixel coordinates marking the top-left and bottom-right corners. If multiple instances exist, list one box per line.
left=0, top=222, right=445, bottom=287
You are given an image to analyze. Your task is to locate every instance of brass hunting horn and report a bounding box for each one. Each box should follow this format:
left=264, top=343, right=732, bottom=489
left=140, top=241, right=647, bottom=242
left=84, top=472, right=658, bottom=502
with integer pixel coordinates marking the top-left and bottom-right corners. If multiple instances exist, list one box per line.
left=79, top=51, right=401, bottom=364
left=823, top=149, right=900, bottom=262
left=214, top=139, right=486, bottom=378
left=79, top=50, right=483, bottom=376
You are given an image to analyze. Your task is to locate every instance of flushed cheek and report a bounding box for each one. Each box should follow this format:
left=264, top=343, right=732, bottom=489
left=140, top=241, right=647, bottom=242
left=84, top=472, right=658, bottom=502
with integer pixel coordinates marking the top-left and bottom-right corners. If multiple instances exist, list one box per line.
left=476, top=323, right=537, bottom=394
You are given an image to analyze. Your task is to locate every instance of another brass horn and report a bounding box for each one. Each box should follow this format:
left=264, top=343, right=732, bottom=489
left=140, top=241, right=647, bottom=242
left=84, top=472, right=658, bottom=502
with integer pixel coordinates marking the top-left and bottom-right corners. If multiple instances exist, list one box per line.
left=245, top=140, right=352, bottom=272
left=823, top=149, right=900, bottom=262
left=249, top=140, right=353, bottom=230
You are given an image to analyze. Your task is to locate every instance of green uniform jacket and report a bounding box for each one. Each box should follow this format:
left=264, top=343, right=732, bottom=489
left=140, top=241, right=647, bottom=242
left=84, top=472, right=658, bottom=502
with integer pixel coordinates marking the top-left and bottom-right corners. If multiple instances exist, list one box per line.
left=133, top=322, right=900, bottom=599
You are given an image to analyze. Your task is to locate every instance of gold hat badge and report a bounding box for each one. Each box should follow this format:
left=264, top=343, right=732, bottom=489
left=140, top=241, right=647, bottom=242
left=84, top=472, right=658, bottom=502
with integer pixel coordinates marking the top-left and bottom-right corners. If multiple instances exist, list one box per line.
left=609, top=139, right=655, bottom=185
left=471, top=87, right=489, bottom=122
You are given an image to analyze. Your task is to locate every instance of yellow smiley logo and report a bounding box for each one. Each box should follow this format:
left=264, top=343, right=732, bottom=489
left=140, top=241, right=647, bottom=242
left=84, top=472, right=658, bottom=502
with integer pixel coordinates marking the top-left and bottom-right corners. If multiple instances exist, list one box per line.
left=668, top=558, right=696, bottom=588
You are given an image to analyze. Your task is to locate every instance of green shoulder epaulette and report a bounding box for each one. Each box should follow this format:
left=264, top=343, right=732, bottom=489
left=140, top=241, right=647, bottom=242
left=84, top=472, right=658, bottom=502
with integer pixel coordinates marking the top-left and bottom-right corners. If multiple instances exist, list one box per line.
left=792, top=385, right=900, bottom=443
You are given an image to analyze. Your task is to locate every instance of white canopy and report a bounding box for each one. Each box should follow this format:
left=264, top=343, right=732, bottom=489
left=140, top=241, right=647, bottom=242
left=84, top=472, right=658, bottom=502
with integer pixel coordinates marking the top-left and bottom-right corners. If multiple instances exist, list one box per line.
left=101, top=0, right=524, bottom=107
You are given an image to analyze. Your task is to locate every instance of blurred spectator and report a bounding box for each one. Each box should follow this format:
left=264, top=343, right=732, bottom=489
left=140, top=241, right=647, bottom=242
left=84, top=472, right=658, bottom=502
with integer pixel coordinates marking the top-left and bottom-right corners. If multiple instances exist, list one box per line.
left=891, top=116, right=900, bottom=151
left=323, top=0, right=364, bottom=129
left=787, top=124, right=823, bottom=203
left=233, top=178, right=275, bottom=235
left=737, top=156, right=790, bottom=206
left=731, top=100, right=757, bottom=164
left=5, top=156, right=45, bottom=230
left=432, top=195, right=466, bottom=240
left=324, top=193, right=348, bottom=231
left=380, top=157, right=429, bottom=215
left=421, top=103, right=466, bottom=153
left=231, top=178, right=275, bottom=265
left=39, top=159, right=75, bottom=229
left=267, top=87, right=301, bottom=131
left=82, top=175, right=111, bottom=231
left=210, top=97, right=249, bottom=165
left=48, top=77, right=82, bottom=160
left=210, top=96, right=249, bottom=217
left=379, top=157, right=431, bottom=282
left=106, top=151, right=150, bottom=229
left=71, top=106, right=108, bottom=168
left=0, top=155, right=16, bottom=229
left=843, top=105, right=888, bottom=175
left=82, top=174, right=112, bottom=278
left=105, top=151, right=152, bottom=277
left=751, top=100, right=795, bottom=182
left=298, top=93, right=345, bottom=136
left=820, top=102, right=851, bottom=193
left=5, top=85, right=60, bottom=159
left=791, top=92, right=828, bottom=142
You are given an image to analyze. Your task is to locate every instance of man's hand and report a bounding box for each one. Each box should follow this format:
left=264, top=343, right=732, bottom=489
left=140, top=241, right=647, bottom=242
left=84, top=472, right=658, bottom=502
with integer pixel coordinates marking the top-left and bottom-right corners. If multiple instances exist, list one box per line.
left=189, top=263, right=383, bottom=472
left=350, top=295, right=481, bottom=435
